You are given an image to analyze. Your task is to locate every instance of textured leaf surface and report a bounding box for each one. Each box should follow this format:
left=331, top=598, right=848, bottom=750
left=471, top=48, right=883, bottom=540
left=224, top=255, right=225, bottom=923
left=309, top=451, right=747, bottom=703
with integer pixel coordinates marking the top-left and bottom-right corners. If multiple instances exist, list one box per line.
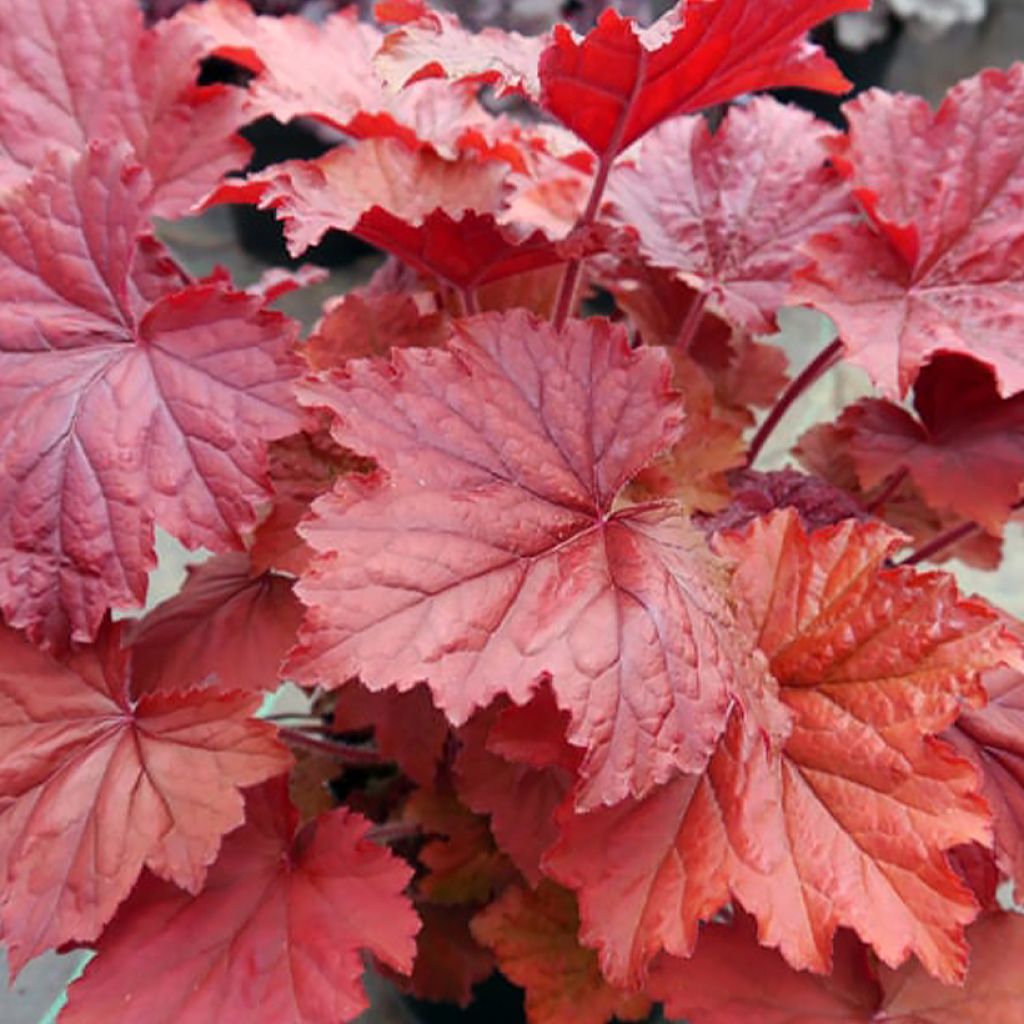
left=179, top=0, right=488, bottom=157
left=715, top=511, right=1015, bottom=984
left=61, top=779, right=418, bottom=1024
left=793, top=66, right=1024, bottom=396
left=538, top=0, right=864, bottom=158
left=0, top=623, right=290, bottom=974
left=647, top=914, right=881, bottom=1024
left=946, top=661, right=1024, bottom=902
left=0, top=143, right=301, bottom=647
left=0, top=0, right=249, bottom=217
left=290, top=310, right=775, bottom=808
left=471, top=882, right=651, bottom=1024
left=826, top=355, right=1024, bottom=535
left=607, top=98, right=855, bottom=333
left=548, top=512, right=1013, bottom=986
left=127, top=553, right=304, bottom=695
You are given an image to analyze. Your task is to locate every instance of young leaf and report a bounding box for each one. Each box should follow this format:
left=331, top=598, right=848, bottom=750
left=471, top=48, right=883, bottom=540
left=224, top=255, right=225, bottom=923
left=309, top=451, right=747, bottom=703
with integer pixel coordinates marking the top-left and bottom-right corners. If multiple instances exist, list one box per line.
left=821, top=354, right=1024, bottom=535
left=607, top=98, right=856, bottom=334
left=0, top=0, right=250, bottom=217
left=290, top=310, right=779, bottom=809
left=548, top=512, right=1016, bottom=986
left=0, top=143, right=301, bottom=648
left=61, top=779, right=419, bottom=1024
left=0, top=622, right=291, bottom=975
left=538, top=0, right=865, bottom=159
left=946, top=660, right=1024, bottom=902
left=793, top=64, right=1024, bottom=397
left=471, top=882, right=651, bottom=1024
left=127, top=553, right=304, bottom=696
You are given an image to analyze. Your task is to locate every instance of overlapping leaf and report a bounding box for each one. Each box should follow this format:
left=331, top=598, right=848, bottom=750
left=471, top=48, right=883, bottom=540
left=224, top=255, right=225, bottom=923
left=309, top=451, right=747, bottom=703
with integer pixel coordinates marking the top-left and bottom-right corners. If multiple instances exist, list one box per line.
left=290, top=310, right=778, bottom=809
left=177, top=0, right=491, bottom=158
left=0, top=0, right=250, bottom=217
left=471, top=882, right=651, bottom=1024
left=946, top=659, right=1024, bottom=902
left=647, top=914, right=881, bottom=1024
left=455, top=697, right=578, bottom=884
left=127, top=553, right=304, bottom=696
left=548, top=512, right=1016, bottom=986
left=821, top=354, right=1024, bottom=535
left=379, top=0, right=864, bottom=160
left=0, top=622, right=291, bottom=974
left=211, top=138, right=596, bottom=290
left=61, top=779, right=419, bottom=1024
left=607, top=98, right=856, bottom=333
left=0, top=142, right=301, bottom=647
left=793, top=64, right=1024, bottom=396
left=540, top=0, right=864, bottom=158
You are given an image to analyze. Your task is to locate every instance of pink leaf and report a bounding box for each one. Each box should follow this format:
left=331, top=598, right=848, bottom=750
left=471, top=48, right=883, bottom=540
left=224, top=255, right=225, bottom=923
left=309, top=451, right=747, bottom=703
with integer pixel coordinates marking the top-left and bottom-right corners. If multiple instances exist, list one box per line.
left=127, top=553, right=305, bottom=696
left=0, top=623, right=291, bottom=975
left=0, top=143, right=301, bottom=648
left=61, top=779, right=419, bottom=1024
left=290, top=310, right=778, bottom=809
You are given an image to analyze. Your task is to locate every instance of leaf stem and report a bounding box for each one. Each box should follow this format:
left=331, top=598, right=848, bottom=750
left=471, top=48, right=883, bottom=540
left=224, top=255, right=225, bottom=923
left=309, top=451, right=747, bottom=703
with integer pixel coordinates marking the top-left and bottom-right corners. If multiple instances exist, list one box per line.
left=462, top=287, right=480, bottom=316
left=866, top=466, right=909, bottom=514
left=896, top=497, right=1024, bottom=566
left=552, top=151, right=615, bottom=329
left=366, top=821, right=421, bottom=845
left=746, top=337, right=843, bottom=467
left=277, top=726, right=383, bottom=765
left=674, top=289, right=708, bottom=352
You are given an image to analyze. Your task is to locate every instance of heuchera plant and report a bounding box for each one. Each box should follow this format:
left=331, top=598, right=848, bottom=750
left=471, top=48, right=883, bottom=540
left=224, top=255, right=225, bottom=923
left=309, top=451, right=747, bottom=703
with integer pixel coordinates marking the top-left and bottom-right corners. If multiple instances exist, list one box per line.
left=2, top=0, right=1024, bottom=1021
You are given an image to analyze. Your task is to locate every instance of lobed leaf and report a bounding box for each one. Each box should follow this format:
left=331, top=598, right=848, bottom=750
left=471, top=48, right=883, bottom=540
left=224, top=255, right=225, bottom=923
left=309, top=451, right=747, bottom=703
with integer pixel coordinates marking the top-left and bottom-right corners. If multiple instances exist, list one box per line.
left=290, top=310, right=780, bottom=808
left=0, top=623, right=291, bottom=975
left=61, top=779, right=419, bottom=1024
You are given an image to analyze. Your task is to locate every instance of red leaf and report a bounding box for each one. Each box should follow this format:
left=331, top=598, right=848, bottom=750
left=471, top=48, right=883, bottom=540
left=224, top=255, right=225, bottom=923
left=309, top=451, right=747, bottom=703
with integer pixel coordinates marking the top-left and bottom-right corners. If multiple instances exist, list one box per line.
left=61, top=779, right=419, bottom=1024
left=127, top=553, right=304, bottom=696
left=250, top=426, right=372, bottom=576
left=389, top=904, right=494, bottom=1007
left=333, top=680, right=450, bottom=788
left=607, top=98, right=856, bottom=333
left=946, top=660, right=1024, bottom=903
left=0, top=143, right=301, bottom=648
left=826, top=355, right=1024, bottom=535
left=0, top=0, right=250, bottom=217
left=471, top=882, right=651, bottom=1024
left=455, top=701, right=576, bottom=885
left=305, top=290, right=450, bottom=370
left=792, top=65, right=1024, bottom=397
left=290, top=310, right=778, bottom=809
left=211, top=139, right=593, bottom=291
left=0, top=623, right=291, bottom=975
left=714, top=511, right=1017, bottom=984
left=547, top=512, right=1016, bottom=987
left=538, top=0, right=864, bottom=159
left=875, top=911, right=1024, bottom=1023
left=178, top=0, right=489, bottom=158
left=647, top=914, right=881, bottom=1024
